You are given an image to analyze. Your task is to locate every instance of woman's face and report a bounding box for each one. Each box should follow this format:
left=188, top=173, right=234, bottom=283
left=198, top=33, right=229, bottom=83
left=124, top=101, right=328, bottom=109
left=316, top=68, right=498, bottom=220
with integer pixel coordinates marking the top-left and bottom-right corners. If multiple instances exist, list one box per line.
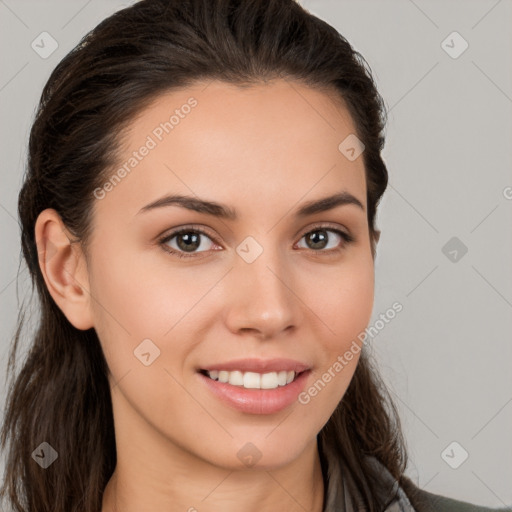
left=85, top=79, right=375, bottom=470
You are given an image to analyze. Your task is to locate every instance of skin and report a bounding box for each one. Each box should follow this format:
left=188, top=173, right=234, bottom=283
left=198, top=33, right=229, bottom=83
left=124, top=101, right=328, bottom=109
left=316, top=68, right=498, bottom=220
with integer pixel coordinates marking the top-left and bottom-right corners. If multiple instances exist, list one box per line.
left=35, top=79, right=377, bottom=512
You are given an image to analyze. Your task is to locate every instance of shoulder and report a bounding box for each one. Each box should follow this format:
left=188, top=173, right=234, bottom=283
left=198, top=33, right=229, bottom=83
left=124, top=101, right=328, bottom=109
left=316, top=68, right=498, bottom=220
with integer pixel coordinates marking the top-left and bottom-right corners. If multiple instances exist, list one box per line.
left=400, top=475, right=512, bottom=512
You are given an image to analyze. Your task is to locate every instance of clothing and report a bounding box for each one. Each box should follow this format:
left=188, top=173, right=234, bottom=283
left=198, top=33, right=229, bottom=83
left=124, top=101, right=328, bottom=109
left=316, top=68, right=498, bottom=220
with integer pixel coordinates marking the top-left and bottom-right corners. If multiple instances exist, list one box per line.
left=319, top=438, right=511, bottom=512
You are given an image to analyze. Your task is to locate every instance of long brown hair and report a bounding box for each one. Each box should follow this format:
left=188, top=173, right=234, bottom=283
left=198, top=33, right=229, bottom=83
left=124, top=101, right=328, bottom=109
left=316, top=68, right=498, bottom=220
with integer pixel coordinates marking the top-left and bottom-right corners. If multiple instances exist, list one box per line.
left=1, top=1, right=407, bottom=510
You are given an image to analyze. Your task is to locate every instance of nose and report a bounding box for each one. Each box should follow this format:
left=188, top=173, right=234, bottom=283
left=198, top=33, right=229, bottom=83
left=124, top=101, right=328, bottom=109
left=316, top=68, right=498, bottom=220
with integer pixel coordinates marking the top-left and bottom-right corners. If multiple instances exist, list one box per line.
left=223, top=244, right=301, bottom=340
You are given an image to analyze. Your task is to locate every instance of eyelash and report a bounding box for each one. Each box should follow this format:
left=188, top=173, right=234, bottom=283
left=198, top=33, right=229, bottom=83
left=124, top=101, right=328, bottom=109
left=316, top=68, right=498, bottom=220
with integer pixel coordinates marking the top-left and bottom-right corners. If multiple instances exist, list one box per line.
left=158, top=224, right=355, bottom=260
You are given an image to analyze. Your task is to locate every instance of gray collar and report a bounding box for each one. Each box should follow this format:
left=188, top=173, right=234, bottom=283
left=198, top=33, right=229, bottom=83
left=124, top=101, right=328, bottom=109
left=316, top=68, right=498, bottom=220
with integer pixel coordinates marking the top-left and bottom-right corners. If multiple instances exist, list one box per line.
left=319, top=438, right=416, bottom=512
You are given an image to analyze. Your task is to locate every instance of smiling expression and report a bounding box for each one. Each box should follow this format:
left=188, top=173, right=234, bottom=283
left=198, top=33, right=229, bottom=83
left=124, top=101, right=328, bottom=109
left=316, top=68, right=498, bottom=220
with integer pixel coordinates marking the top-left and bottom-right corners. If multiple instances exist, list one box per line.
left=83, top=78, right=376, bottom=470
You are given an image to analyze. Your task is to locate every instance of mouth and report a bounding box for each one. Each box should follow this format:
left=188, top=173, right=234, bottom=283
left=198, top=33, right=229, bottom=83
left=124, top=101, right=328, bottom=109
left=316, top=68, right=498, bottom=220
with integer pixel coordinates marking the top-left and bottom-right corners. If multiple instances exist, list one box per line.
left=199, top=369, right=304, bottom=390
left=197, top=358, right=311, bottom=414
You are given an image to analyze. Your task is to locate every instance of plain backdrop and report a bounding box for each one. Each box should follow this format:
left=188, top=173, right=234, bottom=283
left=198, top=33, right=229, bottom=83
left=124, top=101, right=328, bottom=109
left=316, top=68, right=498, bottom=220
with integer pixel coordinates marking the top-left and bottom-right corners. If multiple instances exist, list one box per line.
left=0, top=0, right=511, bottom=508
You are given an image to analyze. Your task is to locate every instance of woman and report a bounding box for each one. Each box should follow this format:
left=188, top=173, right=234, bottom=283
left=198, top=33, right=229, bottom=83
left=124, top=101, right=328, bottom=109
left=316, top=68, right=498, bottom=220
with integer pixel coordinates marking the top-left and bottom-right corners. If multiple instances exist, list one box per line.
left=0, top=1, right=509, bottom=511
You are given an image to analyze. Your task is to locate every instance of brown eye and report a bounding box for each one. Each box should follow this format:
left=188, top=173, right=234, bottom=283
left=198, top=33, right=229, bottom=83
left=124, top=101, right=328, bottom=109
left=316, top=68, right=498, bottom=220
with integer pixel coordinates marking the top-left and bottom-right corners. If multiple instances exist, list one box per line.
left=296, top=226, right=354, bottom=253
left=158, top=224, right=354, bottom=260
left=174, top=231, right=202, bottom=252
left=159, top=227, right=217, bottom=259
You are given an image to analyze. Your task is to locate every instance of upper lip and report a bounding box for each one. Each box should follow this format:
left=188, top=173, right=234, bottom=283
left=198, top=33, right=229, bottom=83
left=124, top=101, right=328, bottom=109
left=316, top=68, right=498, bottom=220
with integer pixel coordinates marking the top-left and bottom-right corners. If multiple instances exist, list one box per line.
left=200, top=358, right=310, bottom=373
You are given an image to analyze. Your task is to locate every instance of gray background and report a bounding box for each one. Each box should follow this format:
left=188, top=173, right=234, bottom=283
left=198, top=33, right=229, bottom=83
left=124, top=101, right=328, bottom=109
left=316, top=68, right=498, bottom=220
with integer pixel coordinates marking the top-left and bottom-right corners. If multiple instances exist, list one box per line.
left=1, top=0, right=511, bottom=507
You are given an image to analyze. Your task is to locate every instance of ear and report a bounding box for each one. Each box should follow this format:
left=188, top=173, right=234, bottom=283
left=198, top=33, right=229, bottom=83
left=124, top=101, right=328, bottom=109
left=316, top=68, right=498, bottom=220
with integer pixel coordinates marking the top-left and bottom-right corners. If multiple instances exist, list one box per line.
left=34, top=208, right=94, bottom=330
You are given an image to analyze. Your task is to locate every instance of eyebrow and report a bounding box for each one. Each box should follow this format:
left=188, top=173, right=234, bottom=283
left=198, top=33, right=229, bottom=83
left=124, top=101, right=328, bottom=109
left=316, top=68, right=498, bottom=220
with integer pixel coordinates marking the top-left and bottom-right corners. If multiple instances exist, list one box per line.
left=137, top=191, right=364, bottom=219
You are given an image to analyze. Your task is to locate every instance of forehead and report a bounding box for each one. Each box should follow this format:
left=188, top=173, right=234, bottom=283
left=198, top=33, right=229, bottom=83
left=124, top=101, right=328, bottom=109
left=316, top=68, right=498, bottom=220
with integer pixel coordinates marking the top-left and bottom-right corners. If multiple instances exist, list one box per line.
left=97, top=79, right=367, bottom=220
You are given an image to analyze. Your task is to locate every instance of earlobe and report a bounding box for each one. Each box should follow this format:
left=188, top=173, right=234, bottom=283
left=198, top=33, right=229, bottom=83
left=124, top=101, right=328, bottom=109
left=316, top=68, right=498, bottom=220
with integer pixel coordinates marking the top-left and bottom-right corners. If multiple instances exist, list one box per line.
left=34, top=208, right=94, bottom=331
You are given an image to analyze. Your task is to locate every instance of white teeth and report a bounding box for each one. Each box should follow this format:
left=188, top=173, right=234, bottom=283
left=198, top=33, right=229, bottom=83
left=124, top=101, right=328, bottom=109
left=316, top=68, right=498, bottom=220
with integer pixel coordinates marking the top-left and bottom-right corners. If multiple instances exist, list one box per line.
left=218, top=371, right=229, bottom=383
left=243, top=372, right=261, bottom=389
left=277, top=371, right=287, bottom=386
left=205, top=369, right=298, bottom=389
left=228, top=370, right=244, bottom=386
left=260, top=372, right=278, bottom=389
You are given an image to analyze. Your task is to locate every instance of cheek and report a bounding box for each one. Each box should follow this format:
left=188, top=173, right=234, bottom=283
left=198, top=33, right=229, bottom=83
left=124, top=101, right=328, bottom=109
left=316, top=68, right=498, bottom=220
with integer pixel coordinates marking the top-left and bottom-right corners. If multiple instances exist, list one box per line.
left=87, top=254, right=196, bottom=428
left=333, top=273, right=374, bottom=344
left=309, top=256, right=375, bottom=350
left=87, top=246, right=224, bottom=389
left=85, top=246, right=175, bottom=377
left=88, top=246, right=194, bottom=337
left=302, top=257, right=373, bottom=404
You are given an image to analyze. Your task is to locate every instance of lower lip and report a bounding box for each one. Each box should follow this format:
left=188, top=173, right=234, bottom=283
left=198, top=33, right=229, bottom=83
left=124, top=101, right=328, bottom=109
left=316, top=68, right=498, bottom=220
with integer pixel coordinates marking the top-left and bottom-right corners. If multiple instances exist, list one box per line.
left=198, top=370, right=311, bottom=415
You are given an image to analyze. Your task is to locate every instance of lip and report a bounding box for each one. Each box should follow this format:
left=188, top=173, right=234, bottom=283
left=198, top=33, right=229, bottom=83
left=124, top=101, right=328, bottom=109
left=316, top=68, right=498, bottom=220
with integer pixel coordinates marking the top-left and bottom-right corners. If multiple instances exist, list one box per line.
left=200, top=358, right=310, bottom=374
left=198, top=368, right=311, bottom=415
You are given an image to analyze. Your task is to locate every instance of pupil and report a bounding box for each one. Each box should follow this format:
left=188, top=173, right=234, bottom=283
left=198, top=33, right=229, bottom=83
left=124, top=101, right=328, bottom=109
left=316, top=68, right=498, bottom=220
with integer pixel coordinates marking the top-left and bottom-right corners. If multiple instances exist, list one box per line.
left=178, top=232, right=200, bottom=252
left=308, top=230, right=327, bottom=249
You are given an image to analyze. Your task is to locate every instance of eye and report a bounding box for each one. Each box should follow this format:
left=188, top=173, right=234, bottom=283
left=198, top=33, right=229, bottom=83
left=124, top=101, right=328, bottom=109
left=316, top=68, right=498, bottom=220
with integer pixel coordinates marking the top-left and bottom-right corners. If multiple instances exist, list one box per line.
left=158, top=223, right=355, bottom=260
left=158, top=226, right=218, bottom=259
left=295, top=225, right=354, bottom=254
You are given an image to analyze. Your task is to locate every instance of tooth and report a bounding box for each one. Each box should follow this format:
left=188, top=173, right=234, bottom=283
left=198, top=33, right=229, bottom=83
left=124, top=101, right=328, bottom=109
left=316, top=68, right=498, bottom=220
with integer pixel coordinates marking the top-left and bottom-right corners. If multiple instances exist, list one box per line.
left=208, top=369, right=299, bottom=388
left=228, top=370, right=244, bottom=386
left=243, top=372, right=261, bottom=389
left=260, top=372, right=279, bottom=389
left=277, top=371, right=287, bottom=386
left=218, top=371, right=229, bottom=383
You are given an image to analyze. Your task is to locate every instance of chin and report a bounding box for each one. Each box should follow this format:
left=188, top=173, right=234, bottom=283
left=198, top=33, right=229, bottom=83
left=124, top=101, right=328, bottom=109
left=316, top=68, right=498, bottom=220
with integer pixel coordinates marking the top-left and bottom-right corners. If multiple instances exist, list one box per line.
left=206, top=431, right=315, bottom=471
